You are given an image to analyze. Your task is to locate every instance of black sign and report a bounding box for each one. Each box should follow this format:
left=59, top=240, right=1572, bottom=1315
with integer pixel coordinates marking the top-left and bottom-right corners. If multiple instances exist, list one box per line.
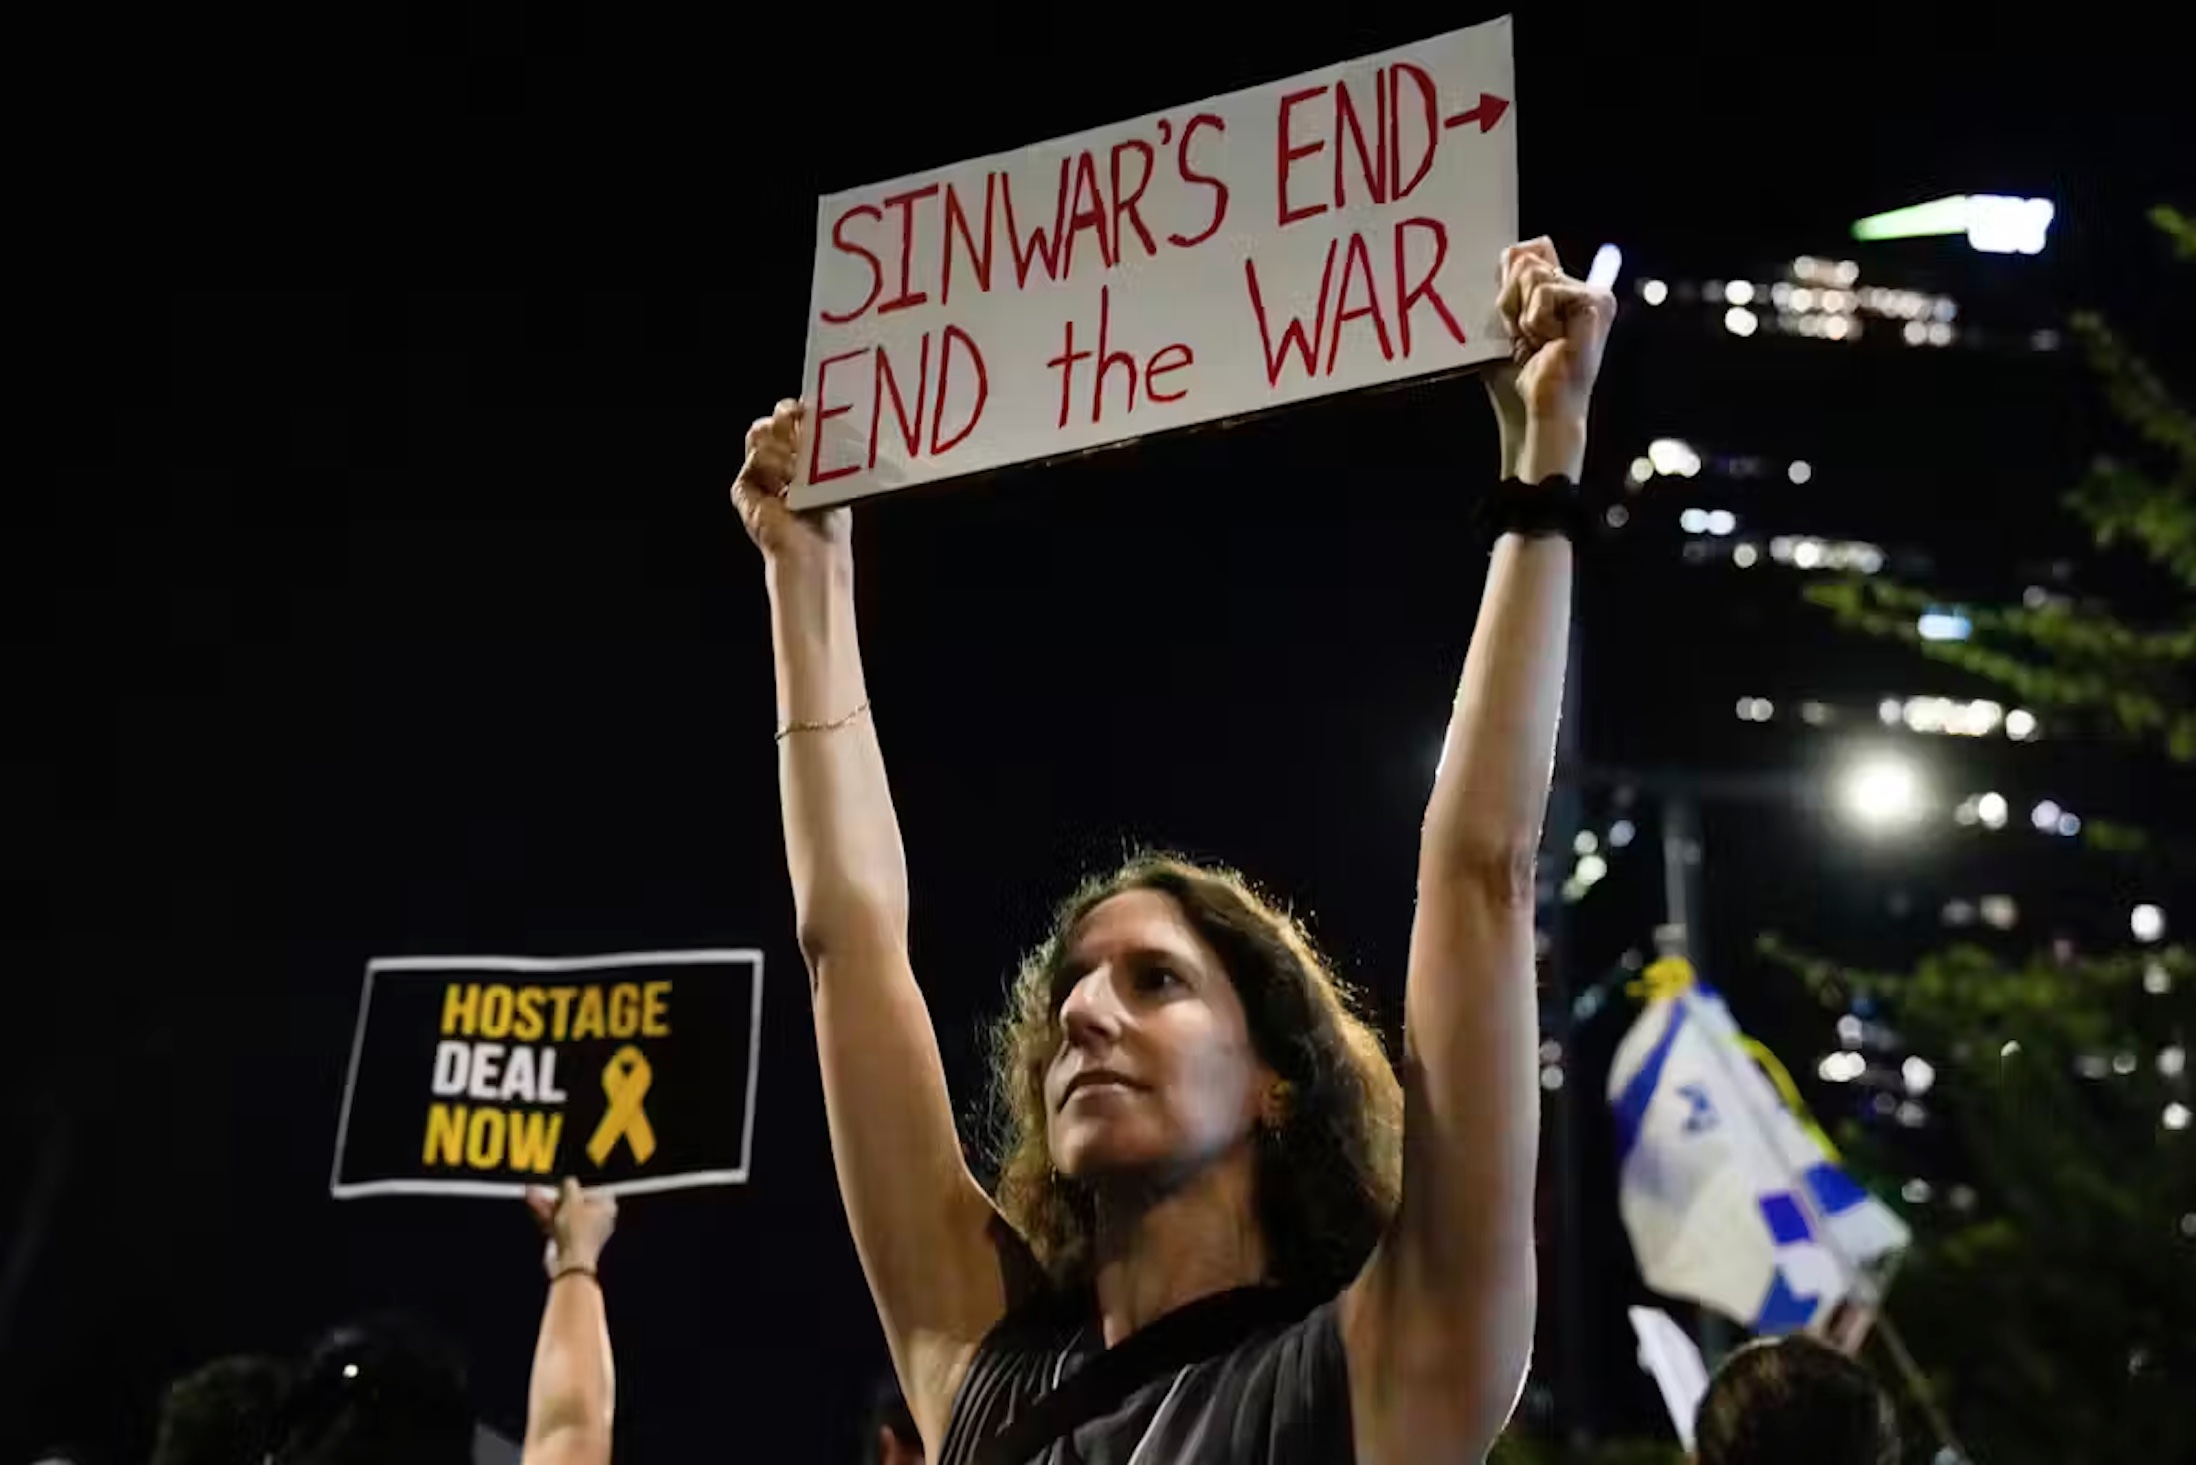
left=331, top=950, right=763, bottom=1198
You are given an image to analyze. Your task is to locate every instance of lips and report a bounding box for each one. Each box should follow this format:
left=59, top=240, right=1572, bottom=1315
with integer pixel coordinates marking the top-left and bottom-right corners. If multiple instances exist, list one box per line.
left=1061, top=1069, right=1141, bottom=1107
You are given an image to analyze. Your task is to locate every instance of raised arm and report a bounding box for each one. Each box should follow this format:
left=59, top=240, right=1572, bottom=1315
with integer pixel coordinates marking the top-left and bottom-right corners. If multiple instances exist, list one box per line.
left=733, top=402, right=1011, bottom=1452
left=520, top=1181, right=617, bottom=1465
left=1342, top=241, right=1614, bottom=1464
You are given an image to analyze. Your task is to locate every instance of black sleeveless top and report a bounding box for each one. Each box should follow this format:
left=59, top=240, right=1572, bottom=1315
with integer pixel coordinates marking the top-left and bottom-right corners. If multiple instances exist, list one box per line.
left=935, top=1288, right=1356, bottom=1465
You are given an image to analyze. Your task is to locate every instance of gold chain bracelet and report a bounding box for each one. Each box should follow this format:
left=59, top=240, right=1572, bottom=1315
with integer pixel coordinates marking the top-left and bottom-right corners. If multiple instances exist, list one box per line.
left=775, top=698, right=872, bottom=744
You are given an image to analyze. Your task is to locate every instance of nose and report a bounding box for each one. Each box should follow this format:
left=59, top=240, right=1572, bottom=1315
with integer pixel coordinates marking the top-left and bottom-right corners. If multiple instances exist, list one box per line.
left=1058, top=965, right=1123, bottom=1051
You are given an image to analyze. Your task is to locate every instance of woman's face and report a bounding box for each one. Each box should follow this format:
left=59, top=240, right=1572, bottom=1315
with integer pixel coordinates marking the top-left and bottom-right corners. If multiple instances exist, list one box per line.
left=1043, top=889, right=1275, bottom=1183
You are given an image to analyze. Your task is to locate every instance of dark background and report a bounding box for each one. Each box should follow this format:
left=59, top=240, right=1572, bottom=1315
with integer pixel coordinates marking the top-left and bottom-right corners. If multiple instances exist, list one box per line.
left=12, top=2, right=2190, bottom=1461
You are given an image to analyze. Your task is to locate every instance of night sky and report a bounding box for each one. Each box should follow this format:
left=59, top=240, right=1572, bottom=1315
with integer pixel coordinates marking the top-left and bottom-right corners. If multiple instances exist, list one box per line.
left=15, top=4, right=2190, bottom=1461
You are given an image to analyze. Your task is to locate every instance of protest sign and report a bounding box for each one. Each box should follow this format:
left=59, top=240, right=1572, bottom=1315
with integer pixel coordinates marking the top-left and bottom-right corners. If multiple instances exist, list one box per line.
left=794, top=16, right=1516, bottom=509
left=330, top=950, right=763, bottom=1199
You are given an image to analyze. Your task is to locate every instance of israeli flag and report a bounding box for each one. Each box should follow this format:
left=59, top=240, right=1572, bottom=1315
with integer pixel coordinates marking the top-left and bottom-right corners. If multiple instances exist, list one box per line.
left=1607, top=961, right=1910, bottom=1333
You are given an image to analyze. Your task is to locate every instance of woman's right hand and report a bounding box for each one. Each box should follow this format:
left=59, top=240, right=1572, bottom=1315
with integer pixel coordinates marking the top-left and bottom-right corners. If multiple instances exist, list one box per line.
left=732, top=398, right=852, bottom=570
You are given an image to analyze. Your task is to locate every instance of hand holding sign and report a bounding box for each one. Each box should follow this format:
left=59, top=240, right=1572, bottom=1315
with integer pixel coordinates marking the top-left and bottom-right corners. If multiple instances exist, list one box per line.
left=733, top=399, right=848, bottom=568
left=527, top=1177, right=619, bottom=1278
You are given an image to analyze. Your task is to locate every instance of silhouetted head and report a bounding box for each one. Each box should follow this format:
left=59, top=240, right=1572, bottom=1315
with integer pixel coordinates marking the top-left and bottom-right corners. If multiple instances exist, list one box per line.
left=273, top=1313, right=473, bottom=1465
left=1694, top=1334, right=1899, bottom=1465
left=990, top=853, right=1403, bottom=1294
left=151, top=1354, right=293, bottom=1465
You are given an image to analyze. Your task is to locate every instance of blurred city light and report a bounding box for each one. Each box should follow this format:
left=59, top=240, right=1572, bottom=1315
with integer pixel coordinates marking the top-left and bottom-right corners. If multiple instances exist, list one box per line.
left=1735, top=697, right=1775, bottom=722
left=2146, top=962, right=2174, bottom=995
left=1842, top=755, right=1926, bottom=830
left=1648, top=438, right=1703, bottom=477
left=1901, top=1178, right=1933, bottom=1204
left=1836, top=1015, right=1865, bottom=1048
left=1705, top=509, right=1737, bottom=536
left=2161, top=1046, right=2186, bottom=1079
left=2131, top=904, right=2167, bottom=943
left=1819, top=1051, right=1867, bottom=1083
left=2005, top=708, right=2039, bottom=740
left=1917, top=610, right=1972, bottom=641
left=1770, top=535, right=1883, bottom=573
left=1639, top=278, right=1668, bottom=305
left=1608, top=819, right=1636, bottom=848
left=1732, top=543, right=1760, bottom=567
left=1851, top=194, right=2056, bottom=255
left=1725, top=306, right=1760, bottom=337
left=1966, top=196, right=2057, bottom=254
left=1900, top=696, right=2002, bottom=737
left=1980, top=895, right=2018, bottom=929
left=2166, top=1103, right=2191, bottom=1133
left=1788, top=460, right=1812, bottom=484
left=1902, top=1055, right=1936, bottom=1095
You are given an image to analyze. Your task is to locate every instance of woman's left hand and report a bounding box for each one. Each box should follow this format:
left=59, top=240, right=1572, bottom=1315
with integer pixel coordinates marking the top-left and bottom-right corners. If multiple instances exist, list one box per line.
left=1496, top=238, right=1617, bottom=426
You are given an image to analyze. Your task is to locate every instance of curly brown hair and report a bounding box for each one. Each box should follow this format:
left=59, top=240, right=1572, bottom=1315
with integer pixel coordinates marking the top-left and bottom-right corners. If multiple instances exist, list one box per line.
left=987, top=853, right=1404, bottom=1296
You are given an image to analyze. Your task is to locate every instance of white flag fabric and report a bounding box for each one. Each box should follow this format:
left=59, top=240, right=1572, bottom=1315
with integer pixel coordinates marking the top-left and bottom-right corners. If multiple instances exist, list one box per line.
left=1628, top=1305, right=1711, bottom=1451
left=1606, top=961, right=1910, bottom=1333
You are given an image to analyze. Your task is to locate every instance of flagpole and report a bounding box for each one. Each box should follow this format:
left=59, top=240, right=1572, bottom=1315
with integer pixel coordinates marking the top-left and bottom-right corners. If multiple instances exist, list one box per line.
left=1870, top=1312, right=1969, bottom=1464
left=1656, top=794, right=1734, bottom=1370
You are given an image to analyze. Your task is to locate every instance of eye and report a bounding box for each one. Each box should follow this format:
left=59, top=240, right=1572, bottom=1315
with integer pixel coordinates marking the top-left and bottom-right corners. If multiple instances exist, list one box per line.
left=1136, top=964, right=1186, bottom=995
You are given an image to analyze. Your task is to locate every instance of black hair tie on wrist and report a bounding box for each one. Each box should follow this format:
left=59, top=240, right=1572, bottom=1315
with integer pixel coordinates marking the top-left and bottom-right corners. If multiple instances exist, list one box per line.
left=1473, top=475, right=1598, bottom=547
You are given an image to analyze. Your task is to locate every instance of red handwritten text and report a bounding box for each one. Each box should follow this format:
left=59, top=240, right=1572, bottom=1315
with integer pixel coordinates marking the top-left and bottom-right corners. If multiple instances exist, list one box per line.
left=1046, top=285, right=1195, bottom=427
left=808, top=326, right=991, bottom=484
left=1276, top=65, right=1444, bottom=228
left=1242, top=217, right=1466, bottom=387
left=817, top=114, right=1230, bottom=324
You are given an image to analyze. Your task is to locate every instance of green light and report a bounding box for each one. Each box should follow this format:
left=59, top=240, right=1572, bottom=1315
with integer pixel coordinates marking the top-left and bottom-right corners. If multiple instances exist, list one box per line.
left=1853, top=195, right=2055, bottom=254
left=1852, top=197, right=1975, bottom=241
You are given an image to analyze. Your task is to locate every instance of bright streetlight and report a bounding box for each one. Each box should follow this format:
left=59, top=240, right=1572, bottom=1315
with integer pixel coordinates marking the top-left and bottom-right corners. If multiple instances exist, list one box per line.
left=1841, top=754, right=1926, bottom=830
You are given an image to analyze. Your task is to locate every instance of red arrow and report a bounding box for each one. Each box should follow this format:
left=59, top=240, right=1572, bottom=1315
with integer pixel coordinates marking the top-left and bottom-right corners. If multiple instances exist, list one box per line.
left=1444, top=92, right=1510, bottom=134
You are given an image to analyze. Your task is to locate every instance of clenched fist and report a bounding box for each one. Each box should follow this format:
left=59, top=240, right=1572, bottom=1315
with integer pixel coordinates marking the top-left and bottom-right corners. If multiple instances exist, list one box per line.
left=1493, top=238, right=1616, bottom=424
left=732, top=398, right=851, bottom=566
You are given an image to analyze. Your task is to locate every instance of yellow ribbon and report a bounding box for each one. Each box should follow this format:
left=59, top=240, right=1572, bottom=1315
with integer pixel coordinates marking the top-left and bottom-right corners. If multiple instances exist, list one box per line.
left=1624, top=954, right=1843, bottom=1160
left=1740, top=1035, right=1844, bottom=1162
left=1625, top=955, right=1697, bottom=1002
left=586, top=1045, right=658, bottom=1166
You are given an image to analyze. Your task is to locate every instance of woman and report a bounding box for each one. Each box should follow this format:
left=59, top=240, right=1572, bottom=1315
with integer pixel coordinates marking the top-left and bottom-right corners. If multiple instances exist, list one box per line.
left=734, top=238, right=1614, bottom=1464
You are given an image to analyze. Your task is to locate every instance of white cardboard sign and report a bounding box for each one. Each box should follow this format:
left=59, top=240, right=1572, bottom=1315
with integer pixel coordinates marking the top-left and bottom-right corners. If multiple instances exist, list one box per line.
left=793, top=16, right=1517, bottom=509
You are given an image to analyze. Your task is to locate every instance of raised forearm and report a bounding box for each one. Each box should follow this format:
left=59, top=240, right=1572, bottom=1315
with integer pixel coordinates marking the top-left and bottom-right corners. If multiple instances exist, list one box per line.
left=1422, top=531, right=1572, bottom=878
left=767, top=554, right=911, bottom=956
left=523, top=1276, right=613, bottom=1458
